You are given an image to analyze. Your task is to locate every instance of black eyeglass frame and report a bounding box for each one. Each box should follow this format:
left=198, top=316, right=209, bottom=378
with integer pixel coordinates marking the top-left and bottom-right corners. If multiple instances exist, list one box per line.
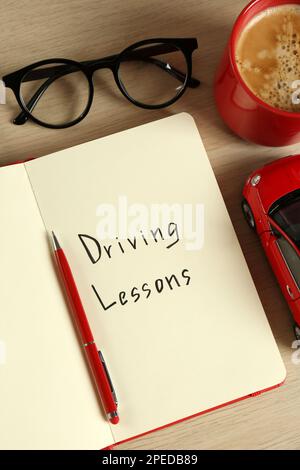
left=2, top=37, right=199, bottom=129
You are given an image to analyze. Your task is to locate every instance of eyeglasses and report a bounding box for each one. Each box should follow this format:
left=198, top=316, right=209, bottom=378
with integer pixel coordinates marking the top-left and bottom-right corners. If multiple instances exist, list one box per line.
left=1, top=38, right=200, bottom=129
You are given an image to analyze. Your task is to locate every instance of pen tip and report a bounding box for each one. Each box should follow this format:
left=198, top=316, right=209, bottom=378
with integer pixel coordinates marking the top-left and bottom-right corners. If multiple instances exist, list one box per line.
left=51, top=231, right=61, bottom=250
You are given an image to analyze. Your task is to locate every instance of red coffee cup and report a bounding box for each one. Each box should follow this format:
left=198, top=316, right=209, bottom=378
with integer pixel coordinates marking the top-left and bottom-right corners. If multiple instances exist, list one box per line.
left=214, top=0, right=300, bottom=146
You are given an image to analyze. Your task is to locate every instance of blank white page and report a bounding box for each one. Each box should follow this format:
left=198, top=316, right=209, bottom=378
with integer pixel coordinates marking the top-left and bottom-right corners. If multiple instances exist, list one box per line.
left=0, top=164, right=112, bottom=449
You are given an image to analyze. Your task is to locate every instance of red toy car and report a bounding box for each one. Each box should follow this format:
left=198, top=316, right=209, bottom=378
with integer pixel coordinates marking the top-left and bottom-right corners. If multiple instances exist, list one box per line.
left=242, top=154, right=300, bottom=339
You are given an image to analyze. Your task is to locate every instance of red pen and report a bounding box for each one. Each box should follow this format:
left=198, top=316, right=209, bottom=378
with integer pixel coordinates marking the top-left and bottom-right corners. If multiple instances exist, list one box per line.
left=50, top=231, right=119, bottom=425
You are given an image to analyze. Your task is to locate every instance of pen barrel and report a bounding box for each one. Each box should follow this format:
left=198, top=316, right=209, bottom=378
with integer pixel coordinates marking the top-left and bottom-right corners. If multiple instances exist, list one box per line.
left=85, top=343, right=117, bottom=413
left=55, top=248, right=94, bottom=344
left=54, top=247, right=117, bottom=415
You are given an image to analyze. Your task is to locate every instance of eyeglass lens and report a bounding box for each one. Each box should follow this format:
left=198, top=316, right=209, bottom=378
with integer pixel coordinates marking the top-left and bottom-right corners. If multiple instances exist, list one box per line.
left=20, top=62, right=91, bottom=126
left=118, top=43, right=188, bottom=106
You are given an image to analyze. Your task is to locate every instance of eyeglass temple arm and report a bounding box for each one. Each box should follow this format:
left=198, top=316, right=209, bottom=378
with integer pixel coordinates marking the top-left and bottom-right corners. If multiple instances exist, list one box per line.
left=138, top=57, right=199, bottom=88
left=14, top=45, right=200, bottom=125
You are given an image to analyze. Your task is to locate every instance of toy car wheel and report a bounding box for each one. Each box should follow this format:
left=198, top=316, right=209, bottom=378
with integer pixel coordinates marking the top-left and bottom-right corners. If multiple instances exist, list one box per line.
left=242, top=199, right=256, bottom=231
left=294, top=324, right=300, bottom=341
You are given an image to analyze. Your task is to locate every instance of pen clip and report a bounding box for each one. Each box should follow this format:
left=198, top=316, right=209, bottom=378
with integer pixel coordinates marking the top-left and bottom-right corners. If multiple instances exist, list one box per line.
left=98, top=351, right=118, bottom=407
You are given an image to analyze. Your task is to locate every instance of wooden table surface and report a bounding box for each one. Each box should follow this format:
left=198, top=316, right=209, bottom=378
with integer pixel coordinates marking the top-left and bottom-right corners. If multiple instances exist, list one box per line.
left=2, top=0, right=300, bottom=450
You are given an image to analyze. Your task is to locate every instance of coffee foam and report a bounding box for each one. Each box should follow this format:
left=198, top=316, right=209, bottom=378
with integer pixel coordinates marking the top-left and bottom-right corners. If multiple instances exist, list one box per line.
left=236, top=4, right=300, bottom=112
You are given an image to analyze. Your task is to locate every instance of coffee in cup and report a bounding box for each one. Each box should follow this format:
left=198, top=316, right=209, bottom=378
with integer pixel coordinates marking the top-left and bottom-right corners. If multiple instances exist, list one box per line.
left=235, top=4, right=300, bottom=112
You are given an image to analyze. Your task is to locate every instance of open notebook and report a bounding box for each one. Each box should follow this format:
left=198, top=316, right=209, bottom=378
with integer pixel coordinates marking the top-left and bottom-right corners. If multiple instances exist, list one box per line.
left=0, top=113, right=285, bottom=449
